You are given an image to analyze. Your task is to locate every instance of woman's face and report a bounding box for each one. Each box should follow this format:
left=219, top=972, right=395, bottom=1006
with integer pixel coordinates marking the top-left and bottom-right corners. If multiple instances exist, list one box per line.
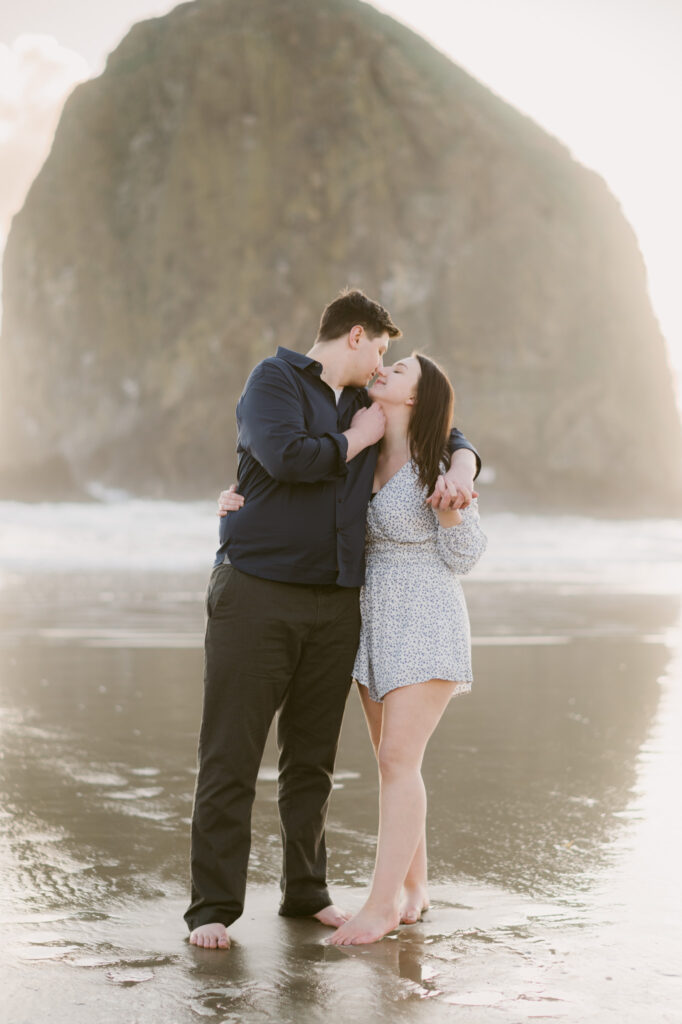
left=368, top=356, right=421, bottom=407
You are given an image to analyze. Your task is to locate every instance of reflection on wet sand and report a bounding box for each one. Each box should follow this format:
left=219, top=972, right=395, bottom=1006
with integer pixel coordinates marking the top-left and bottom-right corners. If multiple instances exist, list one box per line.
left=0, top=571, right=680, bottom=1023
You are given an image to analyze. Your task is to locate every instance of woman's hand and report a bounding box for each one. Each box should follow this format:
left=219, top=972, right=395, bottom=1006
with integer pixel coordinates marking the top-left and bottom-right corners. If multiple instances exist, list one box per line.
left=429, top=475, right=463, bottom=526
left=437, top=506, right=463, bottom=527
left=427, top=451, right=478, bottom=510
left=217, top=484, right=245, bottom=517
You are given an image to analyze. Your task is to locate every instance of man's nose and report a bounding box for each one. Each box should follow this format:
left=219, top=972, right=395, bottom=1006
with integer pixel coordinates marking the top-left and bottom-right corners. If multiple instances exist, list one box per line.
left=375, top=360, right=386, bottom=376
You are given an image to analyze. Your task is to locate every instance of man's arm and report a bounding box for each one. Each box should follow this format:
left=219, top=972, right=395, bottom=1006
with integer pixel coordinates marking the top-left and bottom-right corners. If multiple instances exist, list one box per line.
left=238, top=362, right=382, bottom=484
left=448, top=428, right=481, bottom=478
left=428, top=428, right=481, bottom=510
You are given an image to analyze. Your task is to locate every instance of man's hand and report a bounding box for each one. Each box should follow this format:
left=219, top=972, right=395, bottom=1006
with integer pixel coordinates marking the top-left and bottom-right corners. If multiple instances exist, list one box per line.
left=427, top=450, right=478, bottom=510
left=217, top=483, right=245, bottom=517
left=350, top=404, right=387, bottom=444
left=343, top=404, right=386, bottom=461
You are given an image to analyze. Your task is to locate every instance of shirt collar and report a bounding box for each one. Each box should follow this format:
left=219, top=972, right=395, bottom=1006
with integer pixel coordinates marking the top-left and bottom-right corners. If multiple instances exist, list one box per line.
left=275, top=346, right=368, bottom=400
left=276, top=346, right=323, bottom=376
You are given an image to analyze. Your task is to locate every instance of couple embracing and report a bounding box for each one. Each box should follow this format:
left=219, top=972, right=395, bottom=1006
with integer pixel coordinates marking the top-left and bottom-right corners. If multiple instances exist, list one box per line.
left=184, top=289, right=486, bottom=949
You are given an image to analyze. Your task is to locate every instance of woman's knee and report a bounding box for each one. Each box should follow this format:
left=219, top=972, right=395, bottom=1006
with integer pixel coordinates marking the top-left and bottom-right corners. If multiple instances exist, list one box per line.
left=377, top=740, right=420, bottom=781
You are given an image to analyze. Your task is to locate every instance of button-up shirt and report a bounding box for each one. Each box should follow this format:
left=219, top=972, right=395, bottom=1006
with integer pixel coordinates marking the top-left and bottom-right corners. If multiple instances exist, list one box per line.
left=215, top=347, right=480, bottom=587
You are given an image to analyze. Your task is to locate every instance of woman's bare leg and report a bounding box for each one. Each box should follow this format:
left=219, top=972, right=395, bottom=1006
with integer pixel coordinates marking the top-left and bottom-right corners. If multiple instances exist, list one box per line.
left=401, top=835, right=430, bottom=923
left=356, top=684, right=430, bottom=923
left=330, top=679, right=457, bottom=945
left=357, top=682, right=383, bottom=752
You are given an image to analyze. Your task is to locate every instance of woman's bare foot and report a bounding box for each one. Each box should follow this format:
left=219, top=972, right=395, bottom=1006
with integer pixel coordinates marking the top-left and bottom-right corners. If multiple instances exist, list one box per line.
left=312, top=904, right=351, bottom=928
left=327, top=904, right=400, bottom=945
left=189, top=922, right=230, bottom=949
left=400, top=885, right=430, bottom=924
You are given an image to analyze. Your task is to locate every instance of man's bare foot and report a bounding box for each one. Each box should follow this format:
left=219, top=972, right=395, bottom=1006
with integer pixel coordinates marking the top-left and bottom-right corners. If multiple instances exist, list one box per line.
left=400, top=885, right=430, bottom=924
left=189, top=923, right=230, bottom=949
left=326, top=904, right=400, bottom=945
left=312, top=904, right=351, bottom=928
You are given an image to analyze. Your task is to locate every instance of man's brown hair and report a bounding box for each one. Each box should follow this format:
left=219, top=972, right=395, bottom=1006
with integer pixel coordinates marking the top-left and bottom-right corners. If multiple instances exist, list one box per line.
left=316, top=289, right=402, bottom=342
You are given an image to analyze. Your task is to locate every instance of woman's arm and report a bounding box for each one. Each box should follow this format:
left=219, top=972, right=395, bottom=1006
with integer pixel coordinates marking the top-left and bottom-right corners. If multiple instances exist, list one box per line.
left=434, top=497, right=487, bottom=575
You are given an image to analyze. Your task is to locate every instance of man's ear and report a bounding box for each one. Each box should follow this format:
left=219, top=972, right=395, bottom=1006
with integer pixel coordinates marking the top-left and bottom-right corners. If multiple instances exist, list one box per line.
left=348, top=325, right=363, bottom=349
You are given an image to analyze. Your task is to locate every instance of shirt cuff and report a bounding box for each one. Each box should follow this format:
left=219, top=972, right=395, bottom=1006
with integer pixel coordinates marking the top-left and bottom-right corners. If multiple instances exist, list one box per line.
left=324, top=432, right=349, bottom=476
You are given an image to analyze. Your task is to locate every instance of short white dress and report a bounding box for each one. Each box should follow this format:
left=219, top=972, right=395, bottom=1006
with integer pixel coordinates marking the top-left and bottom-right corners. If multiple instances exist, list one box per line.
left=353, top=460, right=487, bottom=703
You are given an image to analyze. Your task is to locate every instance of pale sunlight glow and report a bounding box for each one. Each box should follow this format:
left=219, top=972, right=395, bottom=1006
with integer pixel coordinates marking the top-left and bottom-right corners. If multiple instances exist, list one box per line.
left=0, top=34, right=91, bottom=253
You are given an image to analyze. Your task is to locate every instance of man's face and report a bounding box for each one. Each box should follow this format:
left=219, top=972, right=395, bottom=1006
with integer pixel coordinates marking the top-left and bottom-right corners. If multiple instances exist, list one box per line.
left=350, top=330, right=389, bottom=387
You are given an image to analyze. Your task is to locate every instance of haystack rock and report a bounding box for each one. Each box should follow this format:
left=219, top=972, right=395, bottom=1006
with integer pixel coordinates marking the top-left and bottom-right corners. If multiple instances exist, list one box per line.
left=1, top=0, right=680, bottom=509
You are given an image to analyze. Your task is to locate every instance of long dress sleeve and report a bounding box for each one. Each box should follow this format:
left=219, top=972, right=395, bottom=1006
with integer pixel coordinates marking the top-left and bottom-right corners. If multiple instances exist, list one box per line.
left=435, top=498, right=487, bottom=575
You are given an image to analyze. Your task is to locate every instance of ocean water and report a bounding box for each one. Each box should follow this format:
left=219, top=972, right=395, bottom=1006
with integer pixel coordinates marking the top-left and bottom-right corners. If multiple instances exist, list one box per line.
left=1, top=499, right=680, bottom=591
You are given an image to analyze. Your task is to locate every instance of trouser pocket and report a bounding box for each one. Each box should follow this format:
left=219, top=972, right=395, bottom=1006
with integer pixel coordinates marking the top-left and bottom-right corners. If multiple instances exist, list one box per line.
left=205, top=564, right=236, bottom=618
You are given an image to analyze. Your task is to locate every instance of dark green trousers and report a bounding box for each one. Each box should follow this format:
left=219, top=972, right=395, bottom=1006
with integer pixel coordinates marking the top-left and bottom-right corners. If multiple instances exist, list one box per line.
left=184, top=564, right=361, bottom=931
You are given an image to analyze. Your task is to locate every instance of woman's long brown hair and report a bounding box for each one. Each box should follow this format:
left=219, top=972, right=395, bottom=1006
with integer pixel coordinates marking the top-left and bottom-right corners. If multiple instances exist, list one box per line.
left=408, top=353, right=455, bottom=494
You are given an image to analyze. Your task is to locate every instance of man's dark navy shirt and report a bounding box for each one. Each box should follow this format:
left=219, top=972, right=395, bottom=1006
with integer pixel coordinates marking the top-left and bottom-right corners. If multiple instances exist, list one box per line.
left=215, top=347, right=481, bottom=588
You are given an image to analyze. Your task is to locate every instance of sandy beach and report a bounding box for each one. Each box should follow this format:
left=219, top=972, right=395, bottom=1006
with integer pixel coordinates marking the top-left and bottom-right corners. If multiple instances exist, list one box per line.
left=0, top=508, right=681, bottom=1023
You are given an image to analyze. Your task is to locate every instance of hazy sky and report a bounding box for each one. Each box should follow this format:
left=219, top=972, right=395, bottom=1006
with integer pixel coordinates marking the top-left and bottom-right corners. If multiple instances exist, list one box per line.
left=1, top=0, right=680, bottom=401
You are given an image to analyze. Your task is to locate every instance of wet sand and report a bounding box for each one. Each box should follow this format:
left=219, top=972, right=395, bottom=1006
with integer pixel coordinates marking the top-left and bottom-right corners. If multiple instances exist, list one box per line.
left=0, top=568, right=680, bottom=1023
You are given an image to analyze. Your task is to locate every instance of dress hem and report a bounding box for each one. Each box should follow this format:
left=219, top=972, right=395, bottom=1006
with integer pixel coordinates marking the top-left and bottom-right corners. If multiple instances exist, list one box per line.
left=354, top=675, right=472, bottom=704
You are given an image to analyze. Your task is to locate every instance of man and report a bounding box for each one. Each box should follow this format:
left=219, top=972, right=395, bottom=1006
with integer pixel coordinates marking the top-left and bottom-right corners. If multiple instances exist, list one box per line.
left=185, top=289, right=480, bottom=948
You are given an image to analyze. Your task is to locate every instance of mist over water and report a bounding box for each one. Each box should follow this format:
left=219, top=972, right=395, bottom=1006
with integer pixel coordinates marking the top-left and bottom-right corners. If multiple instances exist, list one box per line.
left=1, top=500, right=680, bottom=591
left=0, top=502, right=680, bottom=1022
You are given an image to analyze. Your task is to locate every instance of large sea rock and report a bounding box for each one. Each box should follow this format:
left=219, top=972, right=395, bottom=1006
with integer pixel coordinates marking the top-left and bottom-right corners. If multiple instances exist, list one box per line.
left=2, top=0, right=680, bottom=510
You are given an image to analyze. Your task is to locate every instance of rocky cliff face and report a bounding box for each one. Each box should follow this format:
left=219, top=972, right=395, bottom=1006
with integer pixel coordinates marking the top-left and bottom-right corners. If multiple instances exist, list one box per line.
left=2, top=0, right=680, bottom=509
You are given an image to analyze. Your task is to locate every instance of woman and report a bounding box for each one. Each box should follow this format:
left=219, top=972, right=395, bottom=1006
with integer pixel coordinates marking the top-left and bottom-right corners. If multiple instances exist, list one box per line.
left=220, top=354, right=486, bottom=945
